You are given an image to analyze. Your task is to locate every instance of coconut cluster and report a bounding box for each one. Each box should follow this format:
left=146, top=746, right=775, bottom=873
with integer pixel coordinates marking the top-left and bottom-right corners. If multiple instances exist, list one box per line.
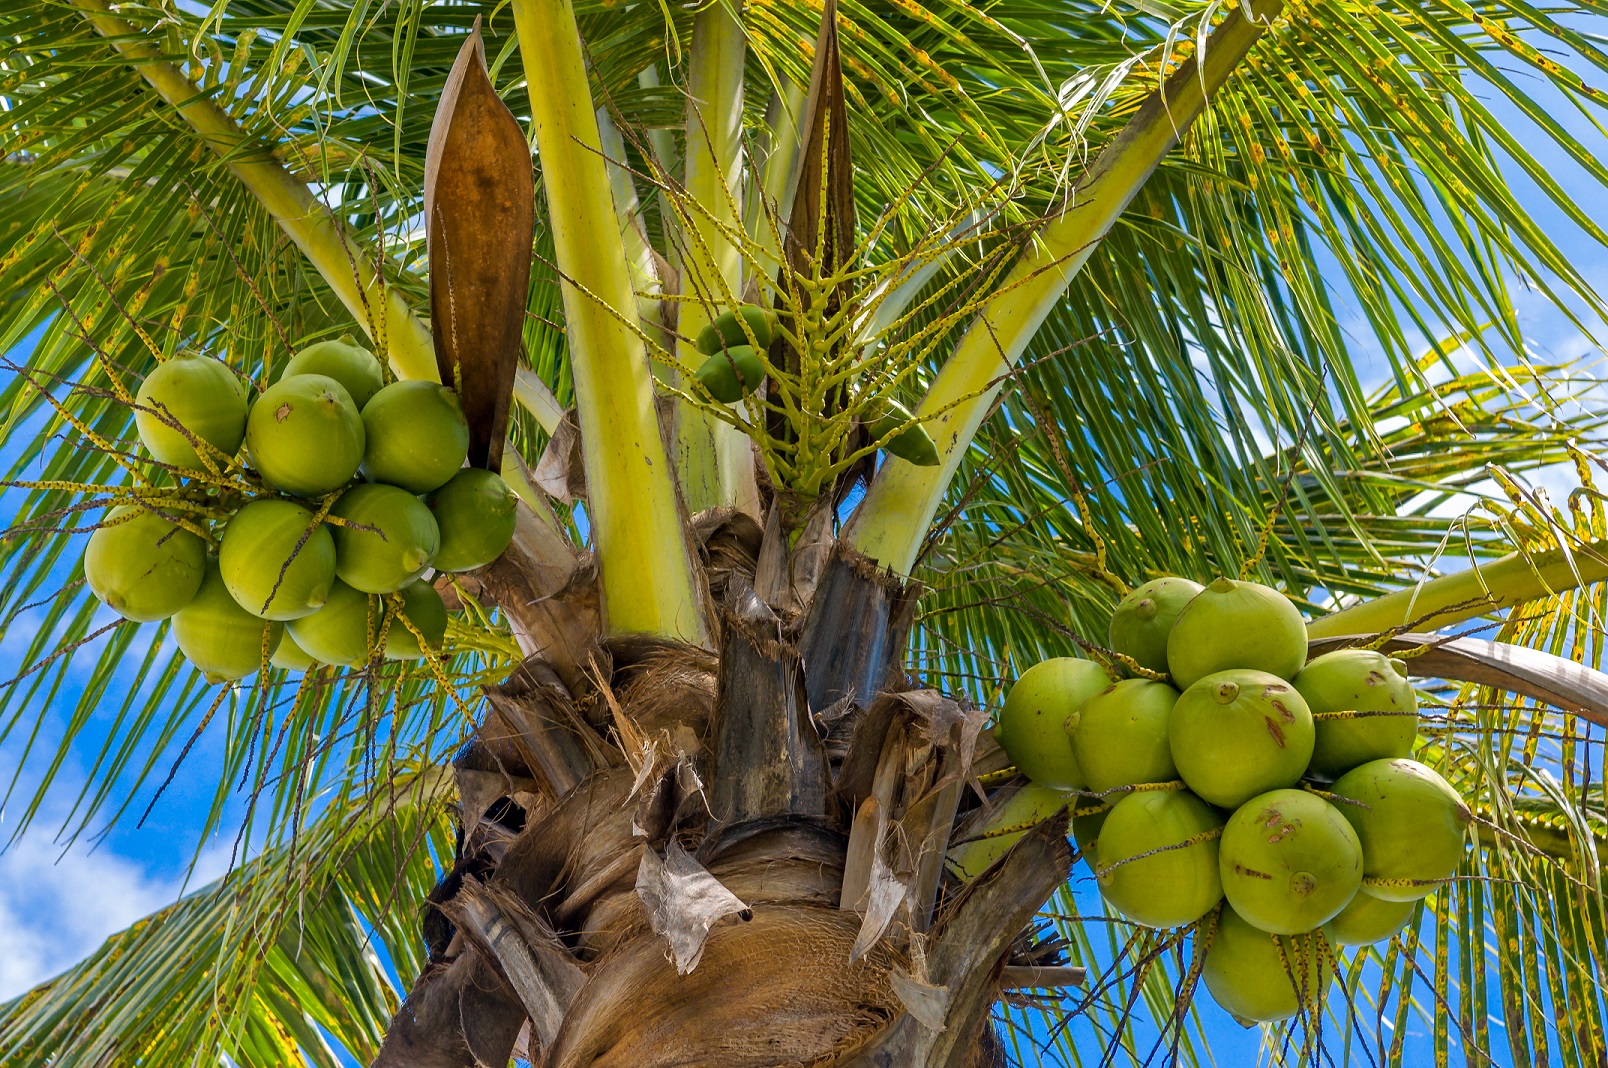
left=84, top=337, right=519, bottom=684
left=977, top=576, right=1474, bottom=1026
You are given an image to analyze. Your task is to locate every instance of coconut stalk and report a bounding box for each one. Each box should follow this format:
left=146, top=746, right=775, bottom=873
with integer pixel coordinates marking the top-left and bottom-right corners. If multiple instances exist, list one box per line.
left=844, top=0, right=1285, bottom=575
left=1308, top=537, right=1608, bottom=638
left=511, top=0, right=705, bottom=643
left=674, top=3, right=762, bottom=517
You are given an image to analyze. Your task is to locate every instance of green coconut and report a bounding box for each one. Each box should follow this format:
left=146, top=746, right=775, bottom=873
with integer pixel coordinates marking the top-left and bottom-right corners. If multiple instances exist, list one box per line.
left=427, top=469, right=518, bottom=572
left=1072, top=806, right=1110, bottom=874
left=360, top=381, right=470, bottom=494
left=696, top=305, right=779, bottom=355
left=692, top=345, right=765, bottom=404
left=245, top=373, right=365, bottom=497
left=270, top=629, right=320, bottom=672
left=1219, top=789, right=1362, bottom=935
left=1095, top=788, right=1224, bottom=928
left=219, top=499, right=337, bottom=620
left=174, top=562, right=283, bottom=683
left=946, top=782, right=1075, bottom=882
left=1324, top=891, right=1416, bottom=947
left=1293, top=649, right=1419, bottom=778
left=996, top=657, right=1113, bottom=790
left=866, top=398, right=940, bottom=467
left=1169, top=669, right=1314, bottom=809
left=383, top=580, right=449, bottom=661
left=286, top=579, right=380, bottom=667
left=330, top=483, right=440, bottom=594
left=1165, top=577, right=1308, bottom=689
left=1203, top=906, right=1333, bottom=1025
left=134, top=353, right=249, bottom=470
left=1069, top=678, right=1180, bottom=794
left=84, top=505, right=207, bottom=622
left=280, top=334, right=384, bottom=409
left=1108, top=577, right=1204, bottom=675
left=1329, top=758, right=1471, bottom=902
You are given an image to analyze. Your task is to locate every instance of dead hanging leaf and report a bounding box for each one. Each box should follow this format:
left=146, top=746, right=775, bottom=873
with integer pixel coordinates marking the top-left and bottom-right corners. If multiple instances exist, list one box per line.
left=1308, top=633, right=1608, bottom=729
left=424, top=19, right=534, bottom=470
left=533, top=410, right=586, bottom=502
left=635, top=839, right=752, bottom=974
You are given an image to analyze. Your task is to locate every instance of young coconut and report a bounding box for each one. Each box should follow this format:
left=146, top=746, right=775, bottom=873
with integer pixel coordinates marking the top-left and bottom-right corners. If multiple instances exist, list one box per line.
left=1329, top=758, right=1471, bottom=901
left=133, top=353, right=249, bottom=470
left=360, top=381, right=471, bottom=494
left=1293, top=649, right=1419, bottom=778
left=866, top=398, right=940, bottom=467
left=245, top=374, right=365, bottom=497
left=1202, top=906, right=1333, bottom=1025
left=1108, top=577, right=1204, bottom=675
left=286, top=579, right=380, bottom=667
left=692, top=345, right=765, bottom=404
left=1165, top=577, right=1307, bottom=689
left=1169, top=669, right=1314, bottom=809
left=84, top=505, right=207, bottom=622
left=427, top=469, right=518, bottom=572
left=696, top=305, right=780, bottom=355
left=1219, top=789, right=1363, bottom=935
left=1323, top=891, right=1416, bottom=947
left=1069, top=678, right=1180, bottom=794
left=174, top=563, right=284, bottom=683
left=996, top=657, right=1112, bottom=790
left=280, top=334, right=384, bottom=409
left=946, top=781, right=1076, bottom=882
left=330, top=483, right=440, bottom=594
left=219, top=499, right=337, bottom=620
left=383, top=580, right=449, bottom=661
left=270, top=629, right=320, bottom=672
left=1095, top=788, right=1224, bottom=929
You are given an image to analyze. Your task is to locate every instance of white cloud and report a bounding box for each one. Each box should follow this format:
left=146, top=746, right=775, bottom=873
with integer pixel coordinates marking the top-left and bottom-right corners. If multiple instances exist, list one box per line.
left=0, top=831, right=236, bottom=1001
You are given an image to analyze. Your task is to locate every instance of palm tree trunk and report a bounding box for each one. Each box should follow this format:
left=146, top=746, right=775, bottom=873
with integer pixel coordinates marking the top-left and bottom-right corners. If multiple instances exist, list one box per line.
left=376, top=515, right=1072, bottom=1067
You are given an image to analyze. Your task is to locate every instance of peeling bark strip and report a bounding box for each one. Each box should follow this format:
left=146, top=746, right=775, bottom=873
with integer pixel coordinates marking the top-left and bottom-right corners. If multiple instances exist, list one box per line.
left=636, top=839, right=753, bottom=974
left=709, top=574, right=829, bottom=828
left=373, top=954, right=525, bottom=1068
left=484, top=658, right=600, bottom=798
left=447, top=884, right=587, bottom=1047
left=800, top=540, right=922, bottom=724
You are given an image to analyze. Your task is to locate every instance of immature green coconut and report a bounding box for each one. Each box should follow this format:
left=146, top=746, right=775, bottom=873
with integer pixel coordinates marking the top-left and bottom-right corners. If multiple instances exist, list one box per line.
left=280, top=334, right=384, bottom=409
left=1165, top=577, right=1307, bottom=689
left=1219, top=789, right=1362, bottom=935
left=1329, top=758, right=1471, bottom=901
left=133, top=353, right=249, bottom=470
left=360, top=381, right=470, bottom=493
left=1169, top=669, right=1314, bottom=809
left=330, top=483, right=440, bottom=594
left=286, top=579, right=379, bottom=667
left=245, top=373, right=365, bottom=497
left=692, top=345, right=765, bottom=404
left=174, top=563, right=283, bottom=683
left=1095, top=788, right=1224, bottom=928
left=219, top=499, right=337, bottom=620
left=1069, top=678, right=1180, bottom=794
left=696, top=305, right=780, bottom=354
left=270, top=630, right=320, bottom=672
left=1293, top=649, right=1419, bottom=778
left=996, top=657, right=1112, bottom=790
left=427, top=469, right=518, bottom=572
left=1324, top=891, right=1416, bottom=947
left=1203, top=906, right=1333, bottom=1025
left=383, top=580, right=449, bottom=661
left=84, top=505, right=207, bottom=622
left=866, top=399, right=940, bottom=467
left=946, top=782, right=1075, bottom=882
left=1108, top=577, right=1204, bottom=674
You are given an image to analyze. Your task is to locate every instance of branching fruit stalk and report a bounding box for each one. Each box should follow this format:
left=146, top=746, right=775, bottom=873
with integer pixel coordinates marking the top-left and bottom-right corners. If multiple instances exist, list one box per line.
left=844, top=0, right=1285, bottom=574
left=512, top=0, right=706, bottom=643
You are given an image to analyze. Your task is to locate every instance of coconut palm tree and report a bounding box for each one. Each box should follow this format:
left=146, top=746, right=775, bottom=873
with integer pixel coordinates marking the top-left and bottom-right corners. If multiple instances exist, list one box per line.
left=2, top=0, right=1607, bottom=1063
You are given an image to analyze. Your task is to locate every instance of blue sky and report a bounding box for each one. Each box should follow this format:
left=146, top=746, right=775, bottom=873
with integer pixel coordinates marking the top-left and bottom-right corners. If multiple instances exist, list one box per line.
left=5, top=34, right=1608, bottom=1068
